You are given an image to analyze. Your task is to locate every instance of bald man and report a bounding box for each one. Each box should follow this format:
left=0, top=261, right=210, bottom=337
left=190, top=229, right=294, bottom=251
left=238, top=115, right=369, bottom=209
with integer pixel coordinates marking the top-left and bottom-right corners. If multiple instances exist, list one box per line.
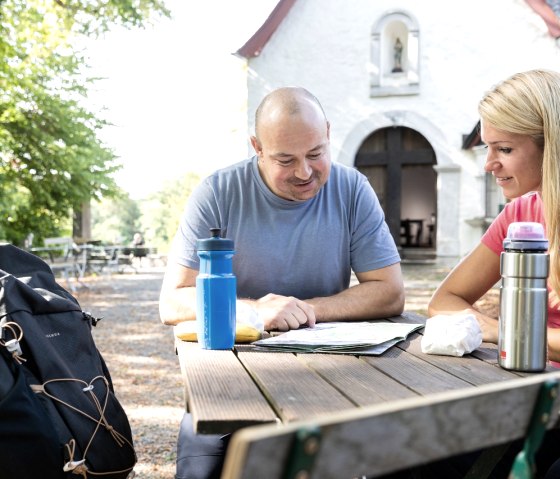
left=159, top=87, right=404, bottom=479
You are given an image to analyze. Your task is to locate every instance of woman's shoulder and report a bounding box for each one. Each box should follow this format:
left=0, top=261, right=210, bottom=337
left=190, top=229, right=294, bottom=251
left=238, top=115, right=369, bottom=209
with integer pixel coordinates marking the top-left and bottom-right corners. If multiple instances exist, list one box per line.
left=503, top=192, right=543, bottom=221
left=482, top=192, right=543, bottom=254
left=516, top=191, right=540, bottom=204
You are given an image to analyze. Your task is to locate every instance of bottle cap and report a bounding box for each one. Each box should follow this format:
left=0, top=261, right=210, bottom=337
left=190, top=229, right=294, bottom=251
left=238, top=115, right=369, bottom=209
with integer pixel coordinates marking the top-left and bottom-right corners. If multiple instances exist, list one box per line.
left=503, top=222, right=548, bottom=251
left=196, top=228, right=234, bottom=251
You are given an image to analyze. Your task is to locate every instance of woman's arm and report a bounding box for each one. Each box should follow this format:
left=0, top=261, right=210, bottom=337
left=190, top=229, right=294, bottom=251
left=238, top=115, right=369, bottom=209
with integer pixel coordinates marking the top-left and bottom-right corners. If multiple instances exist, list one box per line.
left=429, top=242, right=560, bottom=360
left=547, top=327, right=560, bottom=363
left=428, top=243, right=502, bottom=342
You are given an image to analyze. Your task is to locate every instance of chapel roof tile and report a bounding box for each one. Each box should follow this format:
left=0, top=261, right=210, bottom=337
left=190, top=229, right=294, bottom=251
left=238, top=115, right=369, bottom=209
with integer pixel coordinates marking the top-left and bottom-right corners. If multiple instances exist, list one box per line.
left=234, top=0, right=298, bottom=59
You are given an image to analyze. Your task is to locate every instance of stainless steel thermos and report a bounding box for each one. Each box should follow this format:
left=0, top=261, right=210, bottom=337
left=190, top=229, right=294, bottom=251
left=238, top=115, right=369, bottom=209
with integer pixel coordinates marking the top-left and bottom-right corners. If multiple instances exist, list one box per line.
left=498, top=222, right=549, bottom=371
left=196, top=228, right=236, bottom=350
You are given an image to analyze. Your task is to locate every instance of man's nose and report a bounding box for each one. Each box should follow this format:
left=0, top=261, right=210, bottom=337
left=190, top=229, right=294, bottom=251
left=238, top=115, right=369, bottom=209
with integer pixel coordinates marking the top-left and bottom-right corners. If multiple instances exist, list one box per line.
left=294, top=160, right=312, bottom=179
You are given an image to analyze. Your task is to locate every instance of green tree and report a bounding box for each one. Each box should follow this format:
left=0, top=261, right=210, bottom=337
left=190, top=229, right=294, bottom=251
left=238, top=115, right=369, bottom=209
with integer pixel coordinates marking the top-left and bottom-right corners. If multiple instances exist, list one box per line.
left=91, top=194, right=142, bottom=244
left=0, top=0, right=169, bottom=245
left=88, top=172, right=200, bottom=253
left=140, top=172, right=201, bottom=253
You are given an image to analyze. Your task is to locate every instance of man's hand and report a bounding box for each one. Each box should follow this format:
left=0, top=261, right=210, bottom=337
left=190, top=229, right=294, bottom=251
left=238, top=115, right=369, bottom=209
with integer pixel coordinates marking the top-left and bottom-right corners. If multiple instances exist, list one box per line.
left=253, top=293, right=316, bottom=331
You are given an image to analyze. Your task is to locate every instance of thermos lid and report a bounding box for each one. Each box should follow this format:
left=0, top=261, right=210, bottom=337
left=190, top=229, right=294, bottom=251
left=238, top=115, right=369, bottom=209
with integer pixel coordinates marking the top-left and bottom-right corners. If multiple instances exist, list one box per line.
left=196, top=228, right=234, bottom=251
left=503, top=222, right=548, bottom=251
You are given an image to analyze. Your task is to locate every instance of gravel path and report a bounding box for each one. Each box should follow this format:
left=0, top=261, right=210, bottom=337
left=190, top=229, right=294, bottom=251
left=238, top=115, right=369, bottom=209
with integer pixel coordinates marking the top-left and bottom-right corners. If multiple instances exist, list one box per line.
left=72, top=262, right=498, bottom=479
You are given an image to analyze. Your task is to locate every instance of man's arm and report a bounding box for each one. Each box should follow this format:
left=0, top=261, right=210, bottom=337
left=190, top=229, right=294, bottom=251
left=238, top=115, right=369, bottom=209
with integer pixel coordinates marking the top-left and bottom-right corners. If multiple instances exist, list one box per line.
left=158, top=262, right=317, bottom=330
left=305, top=262, right=405, bottom=321
left=159, top=262, right=197, bottom=325
left=159, top=262, right=405, bottom=329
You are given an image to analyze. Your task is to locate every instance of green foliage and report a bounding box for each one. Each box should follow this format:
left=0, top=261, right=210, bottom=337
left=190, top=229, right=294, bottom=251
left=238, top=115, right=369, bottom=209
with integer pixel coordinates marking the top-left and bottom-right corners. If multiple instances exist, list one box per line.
left=52, top=0, right=170, bottom=35
left=88, top=172, right=200, bottom=253
left=91, top=194, right=142, bottom=244
left=0, top=0, right=169, bottom=245
left=140, top=172, right=201, bottom=253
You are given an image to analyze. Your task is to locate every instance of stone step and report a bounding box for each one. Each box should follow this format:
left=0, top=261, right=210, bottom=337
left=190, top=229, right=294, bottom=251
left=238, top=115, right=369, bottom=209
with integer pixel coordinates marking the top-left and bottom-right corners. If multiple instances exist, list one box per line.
left=400, top=247, right=437, bottom=263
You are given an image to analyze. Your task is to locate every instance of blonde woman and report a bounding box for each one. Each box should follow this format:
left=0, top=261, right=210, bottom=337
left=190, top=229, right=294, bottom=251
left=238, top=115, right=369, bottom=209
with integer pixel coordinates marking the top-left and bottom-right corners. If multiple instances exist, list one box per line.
left=429, top=69, right=560, bottom=368
left=427, top=69, right=560, bottom=478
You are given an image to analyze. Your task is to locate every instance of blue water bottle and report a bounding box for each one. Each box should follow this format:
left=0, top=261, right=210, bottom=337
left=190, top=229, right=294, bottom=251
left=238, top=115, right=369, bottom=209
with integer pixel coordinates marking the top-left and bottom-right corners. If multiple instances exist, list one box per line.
left=196, top=228, right=236, bottom=349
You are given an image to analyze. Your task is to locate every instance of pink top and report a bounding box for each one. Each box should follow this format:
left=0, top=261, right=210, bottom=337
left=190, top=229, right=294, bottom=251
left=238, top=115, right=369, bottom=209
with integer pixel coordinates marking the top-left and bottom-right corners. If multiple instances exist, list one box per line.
left=481, top=191, right=560, bottom=329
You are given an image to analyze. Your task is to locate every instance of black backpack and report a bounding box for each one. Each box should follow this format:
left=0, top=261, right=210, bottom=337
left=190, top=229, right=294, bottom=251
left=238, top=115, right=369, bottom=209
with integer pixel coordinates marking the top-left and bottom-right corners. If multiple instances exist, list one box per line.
left=0, top=244, right=136, bottom=479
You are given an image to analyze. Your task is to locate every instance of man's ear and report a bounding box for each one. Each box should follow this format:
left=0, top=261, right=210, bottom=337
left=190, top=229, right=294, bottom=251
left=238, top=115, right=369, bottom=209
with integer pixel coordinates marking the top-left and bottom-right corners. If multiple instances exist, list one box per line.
left=250, top=136, right=261, bottom=155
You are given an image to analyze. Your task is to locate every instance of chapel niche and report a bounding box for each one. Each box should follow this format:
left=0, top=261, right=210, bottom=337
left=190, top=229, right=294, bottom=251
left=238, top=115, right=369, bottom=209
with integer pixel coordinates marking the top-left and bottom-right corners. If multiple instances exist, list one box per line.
left=370, top=11, right=420, bottom=97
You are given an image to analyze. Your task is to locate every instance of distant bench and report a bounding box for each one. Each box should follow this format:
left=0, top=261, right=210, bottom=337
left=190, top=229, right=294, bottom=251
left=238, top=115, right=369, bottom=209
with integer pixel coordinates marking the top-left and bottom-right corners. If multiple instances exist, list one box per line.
left=30, top=237, right=87, bottom=291
left=119, top=246, right=166, bottom=267
left=85, top=245, right=166, bottom=274
left=29, top=240, right=166, bottom=283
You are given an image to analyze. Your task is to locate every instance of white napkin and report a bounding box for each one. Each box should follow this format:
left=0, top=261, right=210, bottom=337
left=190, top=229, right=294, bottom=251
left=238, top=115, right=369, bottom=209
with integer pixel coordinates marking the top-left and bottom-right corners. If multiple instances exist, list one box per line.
left=236, top=301, right=263, bottom=332
left=421, top=314, right=482, bottom=357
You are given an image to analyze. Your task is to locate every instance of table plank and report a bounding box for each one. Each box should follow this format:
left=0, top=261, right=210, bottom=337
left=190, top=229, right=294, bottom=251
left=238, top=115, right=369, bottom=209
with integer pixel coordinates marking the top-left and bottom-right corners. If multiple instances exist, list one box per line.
left=396, top=311, right=427, bottom=324
left=238, top=350, right=355, bottom=422
left=297, top=353, right=418, bottom=405
left=397, top=335, right=521, bottom=385
left=366, top=343, right=474, bottom=394
left=471, top=342, right=499, bottom=364
left=176, top=342, right=278, bottom=434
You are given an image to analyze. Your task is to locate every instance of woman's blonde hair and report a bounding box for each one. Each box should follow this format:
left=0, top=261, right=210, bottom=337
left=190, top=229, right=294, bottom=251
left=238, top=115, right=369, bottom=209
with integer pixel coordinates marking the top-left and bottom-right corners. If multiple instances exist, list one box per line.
left=478, top=70, right=560, bottom=294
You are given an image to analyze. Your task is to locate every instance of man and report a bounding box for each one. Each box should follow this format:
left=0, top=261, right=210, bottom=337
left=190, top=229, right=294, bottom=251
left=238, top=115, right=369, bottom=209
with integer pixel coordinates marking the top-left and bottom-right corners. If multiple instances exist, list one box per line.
left=159, top=86, right=404, bottom=479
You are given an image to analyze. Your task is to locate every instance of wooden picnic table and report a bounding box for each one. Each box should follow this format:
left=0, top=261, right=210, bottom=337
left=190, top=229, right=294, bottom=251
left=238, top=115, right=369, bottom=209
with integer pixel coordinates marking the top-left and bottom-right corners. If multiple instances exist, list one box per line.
left=175, top=312, right=558, bottom=435
left=86, top=245, right=162, bottom=273
left=175, top=312, right=560, bottom=478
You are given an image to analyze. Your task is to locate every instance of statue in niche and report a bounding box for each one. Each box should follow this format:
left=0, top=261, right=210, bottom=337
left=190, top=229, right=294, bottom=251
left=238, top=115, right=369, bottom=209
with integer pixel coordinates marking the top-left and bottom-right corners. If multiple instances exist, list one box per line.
left=392, top=37, right=403, bottom=73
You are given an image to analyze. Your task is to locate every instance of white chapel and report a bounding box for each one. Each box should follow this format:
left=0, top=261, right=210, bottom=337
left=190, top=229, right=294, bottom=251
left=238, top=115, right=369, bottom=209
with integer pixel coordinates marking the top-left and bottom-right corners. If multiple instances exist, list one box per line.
left=234, top=0, right=560, bottom=261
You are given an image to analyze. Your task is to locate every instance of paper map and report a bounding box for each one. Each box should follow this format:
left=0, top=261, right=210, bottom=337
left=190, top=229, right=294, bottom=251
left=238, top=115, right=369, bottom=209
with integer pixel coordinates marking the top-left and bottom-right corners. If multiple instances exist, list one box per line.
left=252, top=321, right=423, bottom=355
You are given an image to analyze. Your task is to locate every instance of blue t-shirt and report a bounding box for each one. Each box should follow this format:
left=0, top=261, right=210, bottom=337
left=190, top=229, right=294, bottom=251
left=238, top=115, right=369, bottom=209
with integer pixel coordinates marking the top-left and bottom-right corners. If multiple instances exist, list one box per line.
left=171, top=156, right=400, bottom=300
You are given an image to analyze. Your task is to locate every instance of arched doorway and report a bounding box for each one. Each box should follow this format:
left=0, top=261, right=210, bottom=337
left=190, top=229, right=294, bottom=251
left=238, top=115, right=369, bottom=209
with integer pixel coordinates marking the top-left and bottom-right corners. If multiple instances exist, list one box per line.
left=355, top=126, right=437, bottom=252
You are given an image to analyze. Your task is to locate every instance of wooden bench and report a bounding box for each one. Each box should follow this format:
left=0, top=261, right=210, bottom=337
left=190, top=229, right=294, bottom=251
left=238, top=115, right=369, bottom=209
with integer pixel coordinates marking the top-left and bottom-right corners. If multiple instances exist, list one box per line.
left=85, top=245, right=138, bottom=275
left=107, top=246, right=136, bottom=273
left=221, top=371, right=560, bottom=479
left=123, top=246, right=168, bottom=268
left=30, top=237, right=87, bottom=291
left=147, top=248, right=167, bottom=267
left=85, top=245, right=165, bottom=273
left=109, top=246, right=164, bottom=271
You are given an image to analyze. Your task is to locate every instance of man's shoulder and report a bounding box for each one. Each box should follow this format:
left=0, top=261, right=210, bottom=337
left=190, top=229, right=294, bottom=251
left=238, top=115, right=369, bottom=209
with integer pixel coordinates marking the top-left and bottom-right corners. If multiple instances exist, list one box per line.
left=199, top=157, right=256, bottom=193
left=330, top=160, right=364, bottom=178
left=209, top=157, right=255, bottom=179
left=328, top=161, right=367, bottom=190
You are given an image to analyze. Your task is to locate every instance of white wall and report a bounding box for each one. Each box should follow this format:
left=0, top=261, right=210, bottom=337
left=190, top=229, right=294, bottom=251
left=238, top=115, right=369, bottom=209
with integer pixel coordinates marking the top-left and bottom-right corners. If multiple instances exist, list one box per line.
left=244, top=0, right=560, bottom=257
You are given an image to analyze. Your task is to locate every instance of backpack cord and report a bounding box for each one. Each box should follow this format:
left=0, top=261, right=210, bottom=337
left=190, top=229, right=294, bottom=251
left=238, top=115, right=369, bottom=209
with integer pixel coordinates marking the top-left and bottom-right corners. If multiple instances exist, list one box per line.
left=63, top=440, right=88, bottom=477
left=0, top=322, right=26, bottom=364
left=31, top=376, right=136, bottom=476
